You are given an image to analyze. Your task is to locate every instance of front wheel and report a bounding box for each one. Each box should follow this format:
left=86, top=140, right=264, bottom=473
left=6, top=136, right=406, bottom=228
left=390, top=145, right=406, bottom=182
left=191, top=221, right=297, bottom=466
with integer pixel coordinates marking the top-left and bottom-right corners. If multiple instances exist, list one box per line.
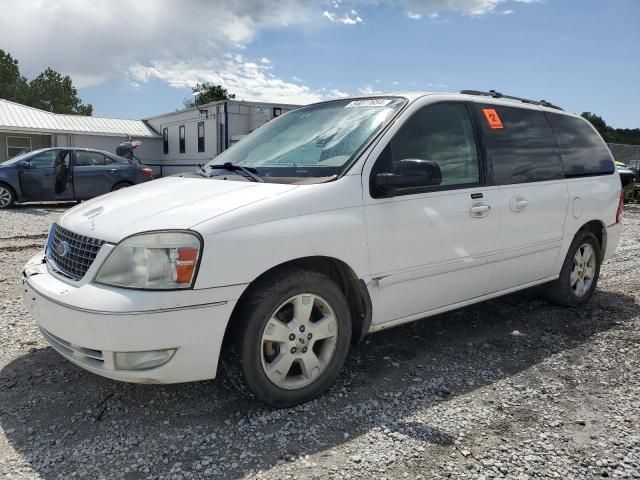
left=543, top=230, right=602, bottom=306
left=223, top=269, right=352, bottom=407
left=0, top=184, right=15, bottom=209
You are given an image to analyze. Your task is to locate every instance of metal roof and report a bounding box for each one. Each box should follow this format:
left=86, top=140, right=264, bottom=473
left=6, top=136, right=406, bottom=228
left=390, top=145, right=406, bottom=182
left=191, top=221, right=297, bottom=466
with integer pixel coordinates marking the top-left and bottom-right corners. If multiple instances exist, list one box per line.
left=0, top=99, right=159, bottom=138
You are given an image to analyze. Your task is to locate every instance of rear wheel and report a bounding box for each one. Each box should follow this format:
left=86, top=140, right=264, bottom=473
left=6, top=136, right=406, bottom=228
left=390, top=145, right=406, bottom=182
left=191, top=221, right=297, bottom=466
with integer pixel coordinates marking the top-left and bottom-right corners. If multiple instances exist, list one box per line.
left=0, top=184, right=15, bottom=209
left=223, top=269, right=352, bottom=407
left=112, top=182, right=133, bottom=191
left=543, top=230, right=601, bottom=306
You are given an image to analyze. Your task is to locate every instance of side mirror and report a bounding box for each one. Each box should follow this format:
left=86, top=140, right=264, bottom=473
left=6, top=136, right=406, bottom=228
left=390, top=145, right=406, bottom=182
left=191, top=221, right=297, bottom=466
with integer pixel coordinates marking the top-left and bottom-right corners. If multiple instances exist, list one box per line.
left=375, top=159, right=442, bottom=194
left=18, top=160, right=31, bottom=169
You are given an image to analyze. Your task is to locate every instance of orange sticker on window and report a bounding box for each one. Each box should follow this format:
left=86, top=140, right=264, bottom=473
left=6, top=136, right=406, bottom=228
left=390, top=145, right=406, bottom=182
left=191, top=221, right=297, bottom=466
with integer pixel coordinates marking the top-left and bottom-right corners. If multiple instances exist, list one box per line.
left=482, top=108, right=504, bottom=129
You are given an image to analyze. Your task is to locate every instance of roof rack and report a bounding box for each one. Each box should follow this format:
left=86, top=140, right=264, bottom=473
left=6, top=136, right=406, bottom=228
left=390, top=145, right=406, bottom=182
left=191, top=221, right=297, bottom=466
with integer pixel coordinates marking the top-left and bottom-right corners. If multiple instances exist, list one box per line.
left=459, top=89, right=563, bottom=110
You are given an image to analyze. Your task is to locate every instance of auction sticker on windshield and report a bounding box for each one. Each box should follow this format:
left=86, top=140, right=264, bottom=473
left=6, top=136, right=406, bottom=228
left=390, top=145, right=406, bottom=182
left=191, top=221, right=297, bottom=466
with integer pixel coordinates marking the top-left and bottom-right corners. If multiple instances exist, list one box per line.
left=345, top=99, right=393, bottom=108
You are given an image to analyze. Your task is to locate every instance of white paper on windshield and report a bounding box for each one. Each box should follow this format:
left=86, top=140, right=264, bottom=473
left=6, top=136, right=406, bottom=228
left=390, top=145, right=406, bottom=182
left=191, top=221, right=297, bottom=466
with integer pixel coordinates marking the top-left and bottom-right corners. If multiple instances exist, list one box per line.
left=345, top=99, right=393, bottom=108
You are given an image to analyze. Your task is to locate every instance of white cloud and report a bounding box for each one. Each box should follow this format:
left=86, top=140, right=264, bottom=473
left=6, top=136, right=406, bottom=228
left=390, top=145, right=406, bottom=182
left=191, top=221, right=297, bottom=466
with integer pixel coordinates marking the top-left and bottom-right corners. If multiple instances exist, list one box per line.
left=323, top=9, right=363, bottom=24
left=501, top=9, right=515, bottom=14
left=359, top=84, right=383, bottom=95
left=129, top=54, right=347, bottom=105
left=0, top=0, right=316, bottom=87
left=0, top=0, right=540, bottom=100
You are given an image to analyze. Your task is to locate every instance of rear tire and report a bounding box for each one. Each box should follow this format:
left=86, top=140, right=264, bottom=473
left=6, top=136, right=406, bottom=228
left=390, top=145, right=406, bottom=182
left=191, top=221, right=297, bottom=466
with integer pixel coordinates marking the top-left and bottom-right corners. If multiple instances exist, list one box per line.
left=222, top=269, right=352, bottom=408
left=111, top=182, right=133, bottom=191
left=0, top=184, right=15, bottom=209
left=543, top=230, right=601, bottom=307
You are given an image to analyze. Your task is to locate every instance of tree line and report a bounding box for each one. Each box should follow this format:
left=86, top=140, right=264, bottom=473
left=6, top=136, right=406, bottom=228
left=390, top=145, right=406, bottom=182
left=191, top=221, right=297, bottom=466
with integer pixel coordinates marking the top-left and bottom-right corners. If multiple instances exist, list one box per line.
left=0, top=49, right=92, bottom=116
left=581, top=112, right=640, bottom=145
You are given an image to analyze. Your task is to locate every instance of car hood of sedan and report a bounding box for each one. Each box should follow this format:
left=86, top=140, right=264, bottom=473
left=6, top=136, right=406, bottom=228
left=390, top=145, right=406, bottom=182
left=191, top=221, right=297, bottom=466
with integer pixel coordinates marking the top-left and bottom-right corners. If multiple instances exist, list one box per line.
left=58, top=175, right=298, bottom=243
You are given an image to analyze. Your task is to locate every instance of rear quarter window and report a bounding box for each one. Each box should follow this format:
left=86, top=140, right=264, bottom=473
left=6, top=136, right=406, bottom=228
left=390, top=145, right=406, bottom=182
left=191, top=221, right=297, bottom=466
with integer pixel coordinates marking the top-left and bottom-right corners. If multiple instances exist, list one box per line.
left=546, top=113, right=615, bottom=177
left=475, top=104, right=564, bottom=185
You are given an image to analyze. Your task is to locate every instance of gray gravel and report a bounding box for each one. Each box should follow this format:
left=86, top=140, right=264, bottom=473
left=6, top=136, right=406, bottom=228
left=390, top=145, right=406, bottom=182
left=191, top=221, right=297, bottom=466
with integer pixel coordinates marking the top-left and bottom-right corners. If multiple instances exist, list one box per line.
left=0, top=204, right=639, bottom=480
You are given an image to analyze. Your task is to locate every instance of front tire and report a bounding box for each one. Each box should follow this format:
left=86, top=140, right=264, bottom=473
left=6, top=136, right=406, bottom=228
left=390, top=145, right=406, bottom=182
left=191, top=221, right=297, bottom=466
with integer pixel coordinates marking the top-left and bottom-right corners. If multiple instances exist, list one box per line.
left=543, top=230, right=602, bottom=307
left=223, top=269, right=352, bottom=408
left=0, top=184, right=15, bottom=209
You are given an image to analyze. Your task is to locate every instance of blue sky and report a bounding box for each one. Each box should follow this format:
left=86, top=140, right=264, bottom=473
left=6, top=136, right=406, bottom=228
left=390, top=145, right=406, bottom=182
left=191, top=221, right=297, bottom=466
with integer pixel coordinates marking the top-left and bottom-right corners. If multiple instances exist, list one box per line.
left=1, top=0, right=638, bottom=127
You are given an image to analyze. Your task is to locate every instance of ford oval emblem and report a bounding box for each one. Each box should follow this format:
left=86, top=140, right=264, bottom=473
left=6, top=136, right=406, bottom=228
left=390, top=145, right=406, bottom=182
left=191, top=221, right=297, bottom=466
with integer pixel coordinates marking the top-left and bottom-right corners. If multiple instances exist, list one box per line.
left=54, top=241, right=70, bottom=258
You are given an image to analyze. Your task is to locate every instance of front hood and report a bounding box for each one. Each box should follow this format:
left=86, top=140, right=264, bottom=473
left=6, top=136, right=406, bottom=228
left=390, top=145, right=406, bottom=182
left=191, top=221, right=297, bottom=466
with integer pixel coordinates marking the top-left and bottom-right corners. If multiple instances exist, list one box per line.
left=58, top=176, right=298, bottom=242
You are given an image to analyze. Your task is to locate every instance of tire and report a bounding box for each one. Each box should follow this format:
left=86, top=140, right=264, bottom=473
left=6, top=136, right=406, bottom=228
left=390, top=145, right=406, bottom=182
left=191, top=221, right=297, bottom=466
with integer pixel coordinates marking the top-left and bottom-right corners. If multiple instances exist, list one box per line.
left=0, top=183, right=15, bottom=209
left=543, top=230, right=602, bottom=307
left=222, top=269, right=352, bottom=408
left=111, top=182, right=133, bottom=191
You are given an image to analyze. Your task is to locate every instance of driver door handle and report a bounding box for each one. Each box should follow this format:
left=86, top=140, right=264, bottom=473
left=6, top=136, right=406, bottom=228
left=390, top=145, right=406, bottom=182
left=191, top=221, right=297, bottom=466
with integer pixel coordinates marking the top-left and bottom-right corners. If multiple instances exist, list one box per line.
left=108, top=169, right=118, bottom=173
left=469, top=202, right=491, bottom=218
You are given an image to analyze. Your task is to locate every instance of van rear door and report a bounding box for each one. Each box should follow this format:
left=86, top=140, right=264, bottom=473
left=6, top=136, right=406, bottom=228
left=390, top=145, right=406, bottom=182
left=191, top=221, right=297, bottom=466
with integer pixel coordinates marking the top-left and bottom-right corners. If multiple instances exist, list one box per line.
left=473, top=103, right=568, bottom=293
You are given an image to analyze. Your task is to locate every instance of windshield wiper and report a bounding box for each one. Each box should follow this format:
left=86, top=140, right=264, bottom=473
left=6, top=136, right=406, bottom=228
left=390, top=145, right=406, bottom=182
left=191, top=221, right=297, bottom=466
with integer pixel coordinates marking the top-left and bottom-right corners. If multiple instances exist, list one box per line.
left=195, top=163, right=208, bottom=177
left=208, top=162, right=264, bottom=183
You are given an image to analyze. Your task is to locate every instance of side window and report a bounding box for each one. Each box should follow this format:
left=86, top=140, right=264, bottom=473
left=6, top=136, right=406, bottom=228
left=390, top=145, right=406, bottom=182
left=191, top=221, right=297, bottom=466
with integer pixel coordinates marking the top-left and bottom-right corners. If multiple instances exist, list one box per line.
left=179, top=125, right=186, bottom=154
left=197, top=122, right=205, bottom=153
left=547, top=113, right=614, bottom=177
left=29, top=150, right=59, bottom=167
left=476, top=104, right=564, bottom=185
left=163, top=127, right=169, bottom=154
left=75, top=151, right=106, bottom=166
left=373, top=102, right=480, bottom=189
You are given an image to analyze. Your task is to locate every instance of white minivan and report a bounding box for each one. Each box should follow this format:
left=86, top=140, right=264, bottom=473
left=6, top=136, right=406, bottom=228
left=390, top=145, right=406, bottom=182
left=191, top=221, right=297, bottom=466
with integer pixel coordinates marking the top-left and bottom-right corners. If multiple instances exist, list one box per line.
left=23, top=91, right=624, bottom=407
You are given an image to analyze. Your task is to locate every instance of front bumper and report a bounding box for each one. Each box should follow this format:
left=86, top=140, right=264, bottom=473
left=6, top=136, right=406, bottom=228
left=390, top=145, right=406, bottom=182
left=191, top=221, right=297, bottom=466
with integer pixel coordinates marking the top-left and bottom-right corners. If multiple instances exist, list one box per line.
left=22, top=254, right=245, bottom=384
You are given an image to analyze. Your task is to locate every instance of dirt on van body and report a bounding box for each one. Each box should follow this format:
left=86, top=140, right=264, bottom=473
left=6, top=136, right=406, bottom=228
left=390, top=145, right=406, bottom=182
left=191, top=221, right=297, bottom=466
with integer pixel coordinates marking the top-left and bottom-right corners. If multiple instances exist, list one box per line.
left=0, top=204, right=639, bottom=480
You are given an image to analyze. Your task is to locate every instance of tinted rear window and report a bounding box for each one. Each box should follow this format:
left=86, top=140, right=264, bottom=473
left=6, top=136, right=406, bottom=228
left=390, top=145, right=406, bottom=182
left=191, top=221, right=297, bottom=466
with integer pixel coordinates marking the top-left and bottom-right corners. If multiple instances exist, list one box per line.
left=475, top=104, right=564, bottom=185
left=546, top=113, right=615, bottom=177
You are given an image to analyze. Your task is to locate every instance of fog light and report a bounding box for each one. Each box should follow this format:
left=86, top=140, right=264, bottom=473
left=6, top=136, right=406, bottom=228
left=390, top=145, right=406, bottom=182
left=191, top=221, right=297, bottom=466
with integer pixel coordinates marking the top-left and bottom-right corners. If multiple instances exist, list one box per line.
left=113, top=349, right=176, bottom=370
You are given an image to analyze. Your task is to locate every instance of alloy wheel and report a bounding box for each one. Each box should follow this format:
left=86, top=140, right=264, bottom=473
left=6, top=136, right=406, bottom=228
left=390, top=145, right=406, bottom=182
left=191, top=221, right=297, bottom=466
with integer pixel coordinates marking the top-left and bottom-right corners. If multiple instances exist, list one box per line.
left=571, top=243, right=596, bottom=297
left=0, top=187, right=12, bottom=208
left=260, top=293, right=339, bottom=390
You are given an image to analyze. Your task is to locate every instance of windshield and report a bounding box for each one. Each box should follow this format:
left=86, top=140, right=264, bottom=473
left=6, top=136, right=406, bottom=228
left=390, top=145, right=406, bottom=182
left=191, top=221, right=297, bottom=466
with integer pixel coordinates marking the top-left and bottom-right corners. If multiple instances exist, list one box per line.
left=205, top=97, right=405, bottom=183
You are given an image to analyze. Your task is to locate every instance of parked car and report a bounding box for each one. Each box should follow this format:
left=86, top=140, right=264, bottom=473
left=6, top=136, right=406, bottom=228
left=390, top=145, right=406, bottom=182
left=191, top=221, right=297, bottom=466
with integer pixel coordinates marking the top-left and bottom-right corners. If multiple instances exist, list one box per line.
left=23, top=91, right=624, bottom=407
left=0, top=147, right=153, bottom=208
left=616, top=161, right=637, bottom=187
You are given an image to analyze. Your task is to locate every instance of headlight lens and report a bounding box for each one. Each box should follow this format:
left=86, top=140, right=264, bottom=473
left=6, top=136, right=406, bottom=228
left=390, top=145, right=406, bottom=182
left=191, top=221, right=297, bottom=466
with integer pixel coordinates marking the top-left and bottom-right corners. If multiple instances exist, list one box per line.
left=95, top=231, right=201, bottom=289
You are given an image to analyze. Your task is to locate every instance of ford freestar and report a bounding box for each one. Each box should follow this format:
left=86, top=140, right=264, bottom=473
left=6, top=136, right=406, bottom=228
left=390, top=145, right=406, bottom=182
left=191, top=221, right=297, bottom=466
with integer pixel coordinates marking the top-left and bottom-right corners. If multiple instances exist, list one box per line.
left=23, top=91, right=623, bottom=407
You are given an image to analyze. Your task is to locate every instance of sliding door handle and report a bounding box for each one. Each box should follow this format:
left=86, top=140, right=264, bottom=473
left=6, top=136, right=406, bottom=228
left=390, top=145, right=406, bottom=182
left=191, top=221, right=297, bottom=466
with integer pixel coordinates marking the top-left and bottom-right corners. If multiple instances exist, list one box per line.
left=469, top=203, right=491, bottom=218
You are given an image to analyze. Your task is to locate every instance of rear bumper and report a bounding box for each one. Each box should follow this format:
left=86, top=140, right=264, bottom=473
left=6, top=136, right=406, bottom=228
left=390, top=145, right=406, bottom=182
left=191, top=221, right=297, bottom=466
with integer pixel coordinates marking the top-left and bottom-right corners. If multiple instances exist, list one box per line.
left=22, top=254, right=244, bottom=384
left=604, top=222, right=623, bottom=261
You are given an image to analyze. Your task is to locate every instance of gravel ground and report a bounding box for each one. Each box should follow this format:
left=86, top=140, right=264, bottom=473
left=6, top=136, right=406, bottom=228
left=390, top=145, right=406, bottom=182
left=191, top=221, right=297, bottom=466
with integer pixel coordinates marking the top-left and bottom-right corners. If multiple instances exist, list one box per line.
left=0, top=204, right=639, bottom=480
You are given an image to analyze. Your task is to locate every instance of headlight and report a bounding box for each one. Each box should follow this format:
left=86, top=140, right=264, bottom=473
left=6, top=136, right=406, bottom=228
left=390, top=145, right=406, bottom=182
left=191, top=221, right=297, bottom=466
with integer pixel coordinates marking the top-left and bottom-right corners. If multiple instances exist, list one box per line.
left=95, top=231, right=202, bottom=290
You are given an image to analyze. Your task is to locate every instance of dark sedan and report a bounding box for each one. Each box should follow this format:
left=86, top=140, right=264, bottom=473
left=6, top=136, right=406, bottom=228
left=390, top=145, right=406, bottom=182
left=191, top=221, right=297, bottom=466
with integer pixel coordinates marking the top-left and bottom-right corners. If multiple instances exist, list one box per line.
left=0, top=148, right=153, bottom=209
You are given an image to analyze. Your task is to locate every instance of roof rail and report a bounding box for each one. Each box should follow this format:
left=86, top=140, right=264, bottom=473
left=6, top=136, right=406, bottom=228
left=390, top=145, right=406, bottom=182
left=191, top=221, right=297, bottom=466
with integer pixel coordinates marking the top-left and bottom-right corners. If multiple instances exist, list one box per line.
left=459, top=89, right=563, bottom=111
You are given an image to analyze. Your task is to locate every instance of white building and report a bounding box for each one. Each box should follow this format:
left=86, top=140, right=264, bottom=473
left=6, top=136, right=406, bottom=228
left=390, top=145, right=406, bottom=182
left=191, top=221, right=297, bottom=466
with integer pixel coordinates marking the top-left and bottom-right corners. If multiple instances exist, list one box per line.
left=0, top=98, right=300, bottom=176
left=0, top=99, right=161, bottom=163
left=143, top=100, right=299, bottom=176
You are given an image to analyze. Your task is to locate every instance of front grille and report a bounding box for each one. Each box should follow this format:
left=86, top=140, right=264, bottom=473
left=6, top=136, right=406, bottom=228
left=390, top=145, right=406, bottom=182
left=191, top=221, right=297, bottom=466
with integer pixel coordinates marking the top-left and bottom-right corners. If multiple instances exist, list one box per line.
left=46, top=224, right=105, bottom=280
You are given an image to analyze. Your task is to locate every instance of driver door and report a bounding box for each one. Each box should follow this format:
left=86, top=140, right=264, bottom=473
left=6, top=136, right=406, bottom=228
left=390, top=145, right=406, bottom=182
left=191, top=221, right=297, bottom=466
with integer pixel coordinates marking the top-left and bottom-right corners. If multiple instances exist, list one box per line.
left=18, top=149, right=74, bottom=201
left=363, top=101, right=500, bottom=325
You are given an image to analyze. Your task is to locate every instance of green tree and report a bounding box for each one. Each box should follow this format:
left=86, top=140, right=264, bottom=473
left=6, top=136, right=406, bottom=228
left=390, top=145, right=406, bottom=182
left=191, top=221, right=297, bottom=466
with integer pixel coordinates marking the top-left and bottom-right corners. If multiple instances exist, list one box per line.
left=0, top=49, right=28, bottom=103
left=581, top=112, right=616, bottom=142
left=27, top=67, right=93, bottom=115
left=183, top=83, right=235, bottom=108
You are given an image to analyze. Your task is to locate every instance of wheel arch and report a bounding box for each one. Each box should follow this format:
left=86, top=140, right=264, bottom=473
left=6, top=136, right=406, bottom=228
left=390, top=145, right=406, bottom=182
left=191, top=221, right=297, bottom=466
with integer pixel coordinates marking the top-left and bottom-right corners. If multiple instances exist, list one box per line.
left=222, top=256, right=372, bottom=355
left=111, top=180, right=134, bottom=191
left=577, top=219, right=606, bottom=255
